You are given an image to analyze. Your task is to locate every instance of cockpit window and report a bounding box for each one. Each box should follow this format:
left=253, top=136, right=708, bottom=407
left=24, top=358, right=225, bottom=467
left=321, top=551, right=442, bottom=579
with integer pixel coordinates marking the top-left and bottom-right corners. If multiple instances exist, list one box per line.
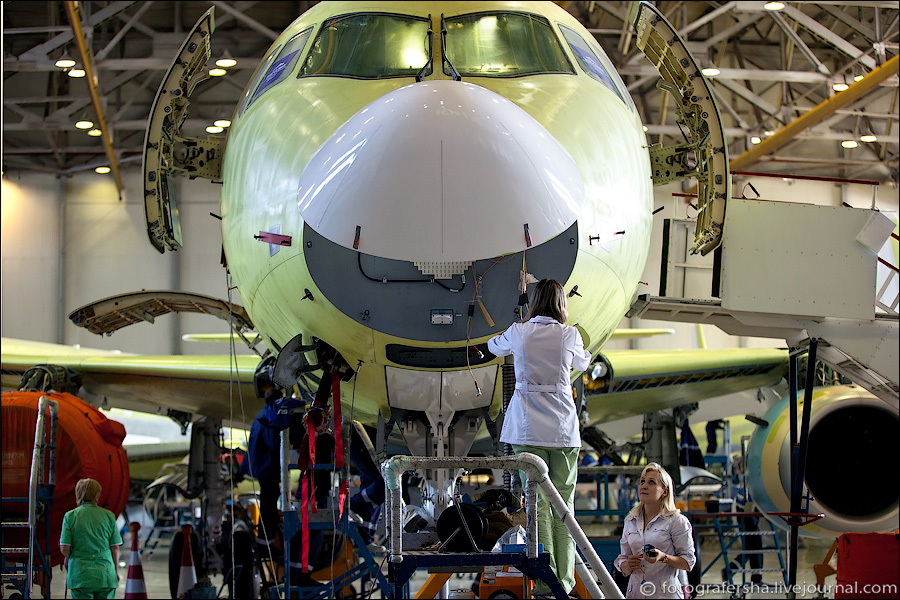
left=558, top=24, right=634, bottom=111
left=237, top=44, right=280, bottom=115
left=443, top=12, right=574, bottom=78
left=299, top=13, right=432, bottom=79
left=244, top=27, right=313, bottom=110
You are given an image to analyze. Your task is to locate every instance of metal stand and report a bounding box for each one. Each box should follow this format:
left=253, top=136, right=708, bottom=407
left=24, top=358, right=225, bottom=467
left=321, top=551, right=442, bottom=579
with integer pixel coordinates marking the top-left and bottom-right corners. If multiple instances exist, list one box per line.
left=273, top=429, right=389, bottom=599
left=786, top=339, right=818, bottom=599
left=277, top=510, right=390, bottom=599
left=383, top=454, right=624, bottom=599
left=0, top=395, right=58, bottom=600
left=388, top=550, right=565, bottom=599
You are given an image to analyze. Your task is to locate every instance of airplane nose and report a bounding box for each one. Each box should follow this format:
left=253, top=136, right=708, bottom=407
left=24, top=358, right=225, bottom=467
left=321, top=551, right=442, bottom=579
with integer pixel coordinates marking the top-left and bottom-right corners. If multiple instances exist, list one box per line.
left=297, top=81, right=584, bottom=264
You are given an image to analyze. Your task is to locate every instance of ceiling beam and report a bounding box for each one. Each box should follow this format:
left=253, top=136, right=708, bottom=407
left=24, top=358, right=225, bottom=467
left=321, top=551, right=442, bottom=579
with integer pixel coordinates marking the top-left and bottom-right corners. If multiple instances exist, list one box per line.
left=210, top=1, right=279, bottom=40
left=711, top=77, right=782, bottom=120
left=97, top=2, right=156, bottom=61
left=819, top=5, right=877, bottom=41
left=731, top=54, right=899, bottom=170
left=780, top=4, right=878, bottom=70
left=65, top=1, right=124, bottom=198
left=18, top=2, right=136, bottom=60
left=769, top=12, right=831, bottom=75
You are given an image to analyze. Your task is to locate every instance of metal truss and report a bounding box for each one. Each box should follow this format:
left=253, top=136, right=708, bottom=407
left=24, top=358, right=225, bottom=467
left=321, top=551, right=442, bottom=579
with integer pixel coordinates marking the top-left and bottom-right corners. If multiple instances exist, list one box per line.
left=2, top=1, right=898, bottom=182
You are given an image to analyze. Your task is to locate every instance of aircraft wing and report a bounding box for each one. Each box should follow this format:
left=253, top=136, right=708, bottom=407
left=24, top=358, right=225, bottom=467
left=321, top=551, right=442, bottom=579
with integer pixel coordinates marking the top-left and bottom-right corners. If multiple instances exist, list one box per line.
left=4, top=337, right=786, bottom=433
left=1, top=338, right=263, bottom=427
left=583, top=347, right=788, bottom=425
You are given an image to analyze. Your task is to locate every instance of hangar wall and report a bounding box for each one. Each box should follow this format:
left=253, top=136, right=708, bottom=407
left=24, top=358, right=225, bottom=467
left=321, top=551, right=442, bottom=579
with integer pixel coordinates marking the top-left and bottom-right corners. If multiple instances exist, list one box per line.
left=2, top=167, right=897, bottom=358
left=1, top=167, right=242, bottom=356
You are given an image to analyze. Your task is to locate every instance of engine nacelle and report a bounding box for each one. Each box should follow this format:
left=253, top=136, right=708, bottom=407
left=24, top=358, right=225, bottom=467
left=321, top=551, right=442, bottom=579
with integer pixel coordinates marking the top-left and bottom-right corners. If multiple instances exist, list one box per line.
left=746, top=385, right=899, bottom=538
left=1, top=391, right=129, bottom=566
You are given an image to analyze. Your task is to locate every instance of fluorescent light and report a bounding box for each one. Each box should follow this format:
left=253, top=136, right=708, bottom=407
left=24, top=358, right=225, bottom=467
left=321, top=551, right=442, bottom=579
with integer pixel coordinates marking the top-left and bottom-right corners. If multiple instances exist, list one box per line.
left=206, top=125, right=224, bottom=134
left=832, top=82, right=849, bottom=92
left=701, top=67, right=720, bottom=77
left=55, top=58, right=76, bottom=68
left=751, top=136, right=761, bottom=145
left=213, top=119, right=232, bottom=128
left=764, top=2, right=785, bottom=10
left=75, top=120, right=94, bottom=130
left=209, top=68, right=227, bottom=77
left=67, top=69, right=86, bottom=78
left=95, top=166, right=111, bottom=174
left=215, top=58, right=237, bottom=68
left=860, top=134, right=877, bottom=143
left=841, top=140, right=858, bottom=149
left=87, top=129, right=102, bottom=137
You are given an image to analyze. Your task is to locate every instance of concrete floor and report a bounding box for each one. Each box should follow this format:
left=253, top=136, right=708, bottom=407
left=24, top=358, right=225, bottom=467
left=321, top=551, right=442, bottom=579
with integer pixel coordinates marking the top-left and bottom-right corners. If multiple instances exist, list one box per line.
left=28, top=517, right=835, bottom=599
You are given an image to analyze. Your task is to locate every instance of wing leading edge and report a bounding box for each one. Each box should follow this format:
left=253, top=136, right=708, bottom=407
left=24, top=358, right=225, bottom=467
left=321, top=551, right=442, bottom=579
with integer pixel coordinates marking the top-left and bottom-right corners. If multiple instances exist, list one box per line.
left=584, top=347, right=788, bottom=425
left=1, top=338, right=261, bottom=427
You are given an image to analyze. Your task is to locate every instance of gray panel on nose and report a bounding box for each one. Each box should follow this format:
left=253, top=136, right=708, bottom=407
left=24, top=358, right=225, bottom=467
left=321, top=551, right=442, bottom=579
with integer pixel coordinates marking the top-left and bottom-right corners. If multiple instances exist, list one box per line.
left=303, top=221, right=578, bottom=344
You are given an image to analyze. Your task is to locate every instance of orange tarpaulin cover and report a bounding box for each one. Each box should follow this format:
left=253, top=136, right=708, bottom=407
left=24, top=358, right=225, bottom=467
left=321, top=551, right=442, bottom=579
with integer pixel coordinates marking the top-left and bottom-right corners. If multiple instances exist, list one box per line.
left=1, top=391, right=129, bottom=567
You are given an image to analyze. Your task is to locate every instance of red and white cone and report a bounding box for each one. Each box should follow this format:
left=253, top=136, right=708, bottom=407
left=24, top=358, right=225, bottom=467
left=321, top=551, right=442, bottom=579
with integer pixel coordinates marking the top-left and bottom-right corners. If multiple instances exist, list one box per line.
left=176, top=524, right=198, bottom=598
left=124, top=522, right=148, bottom=599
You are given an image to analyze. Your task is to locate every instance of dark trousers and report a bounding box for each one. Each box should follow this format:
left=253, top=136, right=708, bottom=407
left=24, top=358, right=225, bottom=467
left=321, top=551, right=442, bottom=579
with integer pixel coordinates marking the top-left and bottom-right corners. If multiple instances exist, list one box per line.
left=257, top=475, right=281, bottom=541
left=348, top=426, right=384, bottom=544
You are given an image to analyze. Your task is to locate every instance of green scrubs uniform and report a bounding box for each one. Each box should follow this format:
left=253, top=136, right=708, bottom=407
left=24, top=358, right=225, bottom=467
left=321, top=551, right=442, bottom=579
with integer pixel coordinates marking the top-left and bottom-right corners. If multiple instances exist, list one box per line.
left=60, top=502, right=122, bottom=599
left=513, top=444, right=580, bottom=595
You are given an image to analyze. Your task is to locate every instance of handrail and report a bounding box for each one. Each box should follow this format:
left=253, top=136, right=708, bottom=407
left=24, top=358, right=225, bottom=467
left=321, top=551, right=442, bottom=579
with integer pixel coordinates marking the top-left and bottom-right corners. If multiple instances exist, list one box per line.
left=28, top=396, right=59, bottom=598
left=382, top=454, right=624, bottom=599
left=730, top=170, right=880, bottom=186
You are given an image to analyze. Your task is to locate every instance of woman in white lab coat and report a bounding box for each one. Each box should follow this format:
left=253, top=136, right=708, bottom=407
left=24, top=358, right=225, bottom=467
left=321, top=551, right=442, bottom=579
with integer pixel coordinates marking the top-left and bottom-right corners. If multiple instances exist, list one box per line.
left=487, top=279, right=591, bottom=596
left=614, top=463, right=696, bottom=598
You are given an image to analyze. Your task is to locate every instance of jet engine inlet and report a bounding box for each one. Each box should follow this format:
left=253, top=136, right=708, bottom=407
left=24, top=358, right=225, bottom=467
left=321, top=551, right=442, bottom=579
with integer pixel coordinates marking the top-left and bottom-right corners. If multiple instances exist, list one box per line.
left=805, top=404, right=899, bottom=518
left=745, top=385, right=899, bottom=538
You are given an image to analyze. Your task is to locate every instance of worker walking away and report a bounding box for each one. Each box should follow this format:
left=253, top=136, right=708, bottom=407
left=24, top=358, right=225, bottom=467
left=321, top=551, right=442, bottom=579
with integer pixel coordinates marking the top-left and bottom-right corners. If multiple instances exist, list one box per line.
left=487, top=278, right=591, bottom=597
left=59, top=478, right=123, bottom=599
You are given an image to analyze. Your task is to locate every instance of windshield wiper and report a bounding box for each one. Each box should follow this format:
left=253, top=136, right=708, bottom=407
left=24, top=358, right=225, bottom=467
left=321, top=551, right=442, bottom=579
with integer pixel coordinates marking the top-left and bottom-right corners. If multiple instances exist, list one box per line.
left=441, top=14, right=461, bottom=81
left=416, top=16, right=433, bottom=82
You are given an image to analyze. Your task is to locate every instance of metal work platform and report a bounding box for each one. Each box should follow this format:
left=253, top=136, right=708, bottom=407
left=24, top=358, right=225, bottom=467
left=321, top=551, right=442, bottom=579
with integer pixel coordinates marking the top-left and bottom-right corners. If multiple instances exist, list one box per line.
left=630, top=189, right=899, bottom=406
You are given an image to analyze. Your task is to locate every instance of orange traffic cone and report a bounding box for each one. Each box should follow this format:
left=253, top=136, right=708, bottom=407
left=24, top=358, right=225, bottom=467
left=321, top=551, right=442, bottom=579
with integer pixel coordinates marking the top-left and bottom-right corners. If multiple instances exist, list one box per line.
left=124, top=522, right=148, bottom=599
left=176, top=524, right=198, bottom=598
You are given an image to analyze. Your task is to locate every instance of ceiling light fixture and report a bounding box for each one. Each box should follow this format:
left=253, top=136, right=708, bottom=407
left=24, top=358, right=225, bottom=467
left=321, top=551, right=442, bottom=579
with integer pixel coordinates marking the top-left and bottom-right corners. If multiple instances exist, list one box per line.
left=841, top=140, right=858, bottom=149
left=75, top=120, right=94, bottom=130
left=764, top=2, right=785, bottom=10
left=832, top=81, right=849, bottom=92
left=206, top=125, right=224, bottom=134
left=859, top=134, right=877, bottom=143
left=701, top=67, right=720, bottom=77
left=750, top=136, right=761, bottom=145
left=854, top=74, right=865, bottom=82
left=214, top=119, right=232, bottom=128
left=55, top=56, right=76, bottom=69
left=209, top=68, right=227, bottom=77
left=215, top=52, right=237, bottom=68
left=67, top=68, right=86, bottom=78
left=95, top=166, right=111, bottom=174
left=87, top=129, right=102, bottom=137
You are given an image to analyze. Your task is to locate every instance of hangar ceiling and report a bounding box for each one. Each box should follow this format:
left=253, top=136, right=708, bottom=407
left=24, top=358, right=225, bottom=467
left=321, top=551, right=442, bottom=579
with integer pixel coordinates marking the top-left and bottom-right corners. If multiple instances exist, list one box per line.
left=3, top=1, right=898, bottom=183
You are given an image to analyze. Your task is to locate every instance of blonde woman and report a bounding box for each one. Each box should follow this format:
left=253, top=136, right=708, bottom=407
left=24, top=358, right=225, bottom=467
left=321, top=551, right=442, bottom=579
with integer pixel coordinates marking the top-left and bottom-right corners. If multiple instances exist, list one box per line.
left=59, top=478, right=122, bottom=599
left=487, top=278, right=592, bottom=596
left=614, top=463, right=696, bottom=599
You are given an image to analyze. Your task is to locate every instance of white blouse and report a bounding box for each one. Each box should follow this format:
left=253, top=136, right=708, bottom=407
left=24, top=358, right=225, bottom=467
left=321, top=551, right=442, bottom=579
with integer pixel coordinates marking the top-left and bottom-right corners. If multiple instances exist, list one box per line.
left=487, top=316, right=591, bottom=447
left=614, top=510, right=697, bottom=599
